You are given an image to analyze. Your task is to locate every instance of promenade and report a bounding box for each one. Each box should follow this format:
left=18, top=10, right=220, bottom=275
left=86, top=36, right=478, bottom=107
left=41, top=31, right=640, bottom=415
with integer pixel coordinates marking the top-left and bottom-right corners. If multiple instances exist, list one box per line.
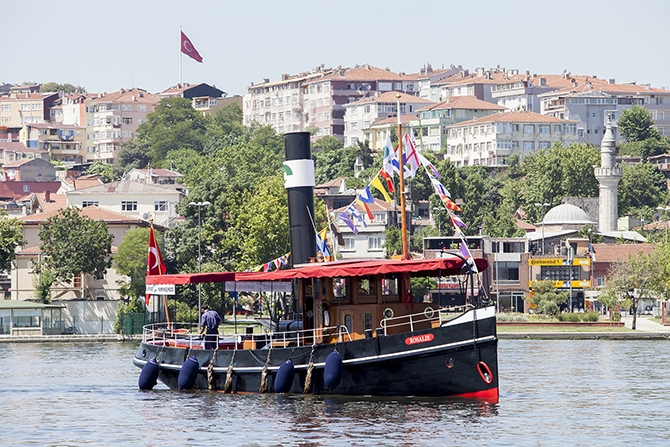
left=499, top=315, right=670, bottom=340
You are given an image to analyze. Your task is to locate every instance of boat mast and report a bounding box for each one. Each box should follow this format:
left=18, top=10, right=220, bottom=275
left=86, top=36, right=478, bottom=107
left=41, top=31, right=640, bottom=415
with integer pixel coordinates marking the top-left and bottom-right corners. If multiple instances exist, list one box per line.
left=396, top=93, right=409, bottom=260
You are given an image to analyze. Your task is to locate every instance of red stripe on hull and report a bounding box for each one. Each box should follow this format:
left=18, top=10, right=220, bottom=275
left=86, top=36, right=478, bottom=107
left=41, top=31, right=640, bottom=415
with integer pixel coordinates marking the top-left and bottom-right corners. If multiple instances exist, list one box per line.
left=452, top=387, right=499, bottom=404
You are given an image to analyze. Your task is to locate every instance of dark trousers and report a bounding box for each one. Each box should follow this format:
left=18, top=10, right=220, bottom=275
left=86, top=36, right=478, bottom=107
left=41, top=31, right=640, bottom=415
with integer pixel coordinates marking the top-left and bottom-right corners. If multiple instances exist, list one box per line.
left=204, top=331, right=218, bottom=350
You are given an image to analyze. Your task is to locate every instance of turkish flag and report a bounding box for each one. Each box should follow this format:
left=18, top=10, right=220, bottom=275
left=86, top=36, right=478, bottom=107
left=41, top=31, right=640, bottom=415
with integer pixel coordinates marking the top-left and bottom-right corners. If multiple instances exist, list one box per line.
left=146, top=226, right=166, bottom=305
left=180, top=31, right=203, bottom=63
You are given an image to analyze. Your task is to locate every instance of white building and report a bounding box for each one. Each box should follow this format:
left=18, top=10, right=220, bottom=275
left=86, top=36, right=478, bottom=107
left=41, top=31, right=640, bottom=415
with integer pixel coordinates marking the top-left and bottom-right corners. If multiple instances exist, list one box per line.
left=334, top=198, right=397, bottom=259
left=65, top=179, right=185, bottom=228
left=343, top=92, right=434, bottom=147
left=445, top=111, right=578, bottom=167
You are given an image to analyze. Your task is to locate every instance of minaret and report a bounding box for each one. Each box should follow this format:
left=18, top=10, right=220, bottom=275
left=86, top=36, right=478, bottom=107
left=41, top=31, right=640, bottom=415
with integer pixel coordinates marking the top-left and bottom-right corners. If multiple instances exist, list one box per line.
left=594, top=115, right=622, bottom=231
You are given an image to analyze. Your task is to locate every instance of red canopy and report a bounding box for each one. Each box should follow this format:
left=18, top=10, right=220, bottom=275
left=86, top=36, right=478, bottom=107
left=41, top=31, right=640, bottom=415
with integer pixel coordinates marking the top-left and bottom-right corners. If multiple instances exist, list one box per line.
left=146, top=256, right=487, bottom=285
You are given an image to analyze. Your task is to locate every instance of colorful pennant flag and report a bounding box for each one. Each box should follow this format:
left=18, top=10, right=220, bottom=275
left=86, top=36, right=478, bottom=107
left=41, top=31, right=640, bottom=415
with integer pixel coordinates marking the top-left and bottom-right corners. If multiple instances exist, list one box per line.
left=448, top=209, right=467, bottom=229
left=402, top=133, right=421, bottom=178
left=458, top=240, right=479, bottom=273
left=357, top=198, right=374, bottom=220
left=419, top=152, right=442, bottom=178
left=358, top=186, right=375, bottom=203
left=383, top=134, right=398, bottom=176
left=429, top=175, right=450, bottom=198
left=371, top=176, right=393, bottom=203
left=338, top=212, right=358, bottom=234
left=440, top=194, right=462, bottom=212
left=347, top=204, right=367, bottom=228
left=379, top=168, right=395, bottom=192
left=317, top=228, right=331, bottom=257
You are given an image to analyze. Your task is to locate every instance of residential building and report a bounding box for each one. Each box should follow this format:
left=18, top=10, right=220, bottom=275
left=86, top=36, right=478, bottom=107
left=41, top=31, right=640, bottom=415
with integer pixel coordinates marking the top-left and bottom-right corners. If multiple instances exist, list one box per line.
left=343, top=92, right=434, bottom=147
left=0, top=180, right=61, bottom=203
left=365, top=115, right=414, bottom=152
left=158, top=82, right=228, bottom=115
left=86, top=88, right=159, bottom=164
left=414, top=63, right=464, bottom=101
left=126, top=168, right=183, bottom=185
left=409, top=96, right=506, bottom=153
left=1, top=158, right=57, bottom=182
left=245, top=64, right=434, bottom=141
left=0, top=92, right=59, bottom=134
left=19, top=123, right=86, bottom=166
left=434, top=67, right=526, bottom=104
left=334, top=198, right=397, bottom=260
left=65, top=178, right=185, bottom=228
left=0, top=142, right=49, bottom=165
left=445, top=111, right=579, bottom=167
left=61, top=93, right=96, bottom=127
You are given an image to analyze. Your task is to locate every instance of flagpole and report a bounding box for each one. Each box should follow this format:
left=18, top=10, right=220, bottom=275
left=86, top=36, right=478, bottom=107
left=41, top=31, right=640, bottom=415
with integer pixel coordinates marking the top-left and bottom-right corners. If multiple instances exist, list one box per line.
left=396, top=93, right=409, bottom=260
left=179, top=26, right=182, bottom=84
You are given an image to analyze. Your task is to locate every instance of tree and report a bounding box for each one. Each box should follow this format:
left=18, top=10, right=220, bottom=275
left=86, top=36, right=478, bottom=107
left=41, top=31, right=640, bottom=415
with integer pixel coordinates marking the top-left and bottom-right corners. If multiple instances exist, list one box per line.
left=113, top=138, right=152, bottom=180
left=83, top=160, right=115, bottom=183
left=617, top=105, right=661, bottom=142
left=113, top=227, right=154, bottom=300
left=136, top=97, right=209, bottom=162
left=601, top=248, right=658, bottom=330
left=37, top=208, right=113, bottom=284
left=618, top=162, right=667, bottom=216
left=40, top=82, right=86, bottom=94
left=0, top=211, right=25, bottom=274
left=527, top=280, right=568, bottom=316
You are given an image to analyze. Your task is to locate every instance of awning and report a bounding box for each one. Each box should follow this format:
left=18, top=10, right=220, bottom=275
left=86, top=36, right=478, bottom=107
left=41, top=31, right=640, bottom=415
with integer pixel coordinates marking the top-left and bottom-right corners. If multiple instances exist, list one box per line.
left=146, top=255, right=487, bottom=285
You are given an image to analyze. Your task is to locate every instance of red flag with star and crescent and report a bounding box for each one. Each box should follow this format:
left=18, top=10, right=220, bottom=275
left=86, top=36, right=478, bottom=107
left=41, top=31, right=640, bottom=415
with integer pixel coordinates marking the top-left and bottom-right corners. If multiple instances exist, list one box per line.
left=180, top=31, right=203, bottom=63
left=146, top=226, right=166, bottom=305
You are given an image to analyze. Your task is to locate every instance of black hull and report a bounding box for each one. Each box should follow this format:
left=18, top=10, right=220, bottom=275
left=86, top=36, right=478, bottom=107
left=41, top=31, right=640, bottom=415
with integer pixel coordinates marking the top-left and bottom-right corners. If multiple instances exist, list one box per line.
left=134, top=306, right=498, bottom=402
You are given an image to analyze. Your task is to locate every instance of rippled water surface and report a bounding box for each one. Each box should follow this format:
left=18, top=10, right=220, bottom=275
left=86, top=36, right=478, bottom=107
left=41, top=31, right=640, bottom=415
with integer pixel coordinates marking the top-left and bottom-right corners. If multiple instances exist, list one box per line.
left=1, top=340, right=668, bottom=446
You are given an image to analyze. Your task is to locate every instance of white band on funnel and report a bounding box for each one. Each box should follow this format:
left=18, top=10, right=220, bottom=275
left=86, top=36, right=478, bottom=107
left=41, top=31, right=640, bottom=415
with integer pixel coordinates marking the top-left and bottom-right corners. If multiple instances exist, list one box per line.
left=283, top=159, right=315, bottom=188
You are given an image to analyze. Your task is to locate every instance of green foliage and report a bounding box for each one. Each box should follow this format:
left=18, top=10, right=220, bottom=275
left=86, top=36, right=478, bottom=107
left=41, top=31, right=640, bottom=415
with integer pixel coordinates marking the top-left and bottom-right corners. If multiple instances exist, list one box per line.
left=410, top=276, right=437, bottom=301
left=538, top=300, right=559, bottom=317
left=0, top=211, right=25, bottom=274
left=113, top=138, right=152, bottom=179
left=520, top=143, right=600, bottom=222
left=83, top=160, right=115, bottom=183
left=40, top=82, right=86, bottom=94
left=617, top=137, right=670, bottom=160
left=32, top=269, right=55, bottom=303
left=384, top=226, right=402, bottom=258
left=581, top=311, right=600, bottom=322
left=618, top=162, right=667, bottom=215
left=113, top=227, right=155, bottom=300
left=617, top=105, right=661, bottom=142
left=557, top=312, right=581, bottom=322
left=37, top=208, right=113, bottom=282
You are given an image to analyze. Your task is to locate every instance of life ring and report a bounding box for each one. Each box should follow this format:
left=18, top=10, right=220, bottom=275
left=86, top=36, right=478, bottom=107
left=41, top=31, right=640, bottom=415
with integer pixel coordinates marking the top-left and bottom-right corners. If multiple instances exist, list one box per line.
left=477, top=361, right=493, bottom=384
left=383, top=308, right=394, bottom=319
left=424, top=307, right=434, bottom=319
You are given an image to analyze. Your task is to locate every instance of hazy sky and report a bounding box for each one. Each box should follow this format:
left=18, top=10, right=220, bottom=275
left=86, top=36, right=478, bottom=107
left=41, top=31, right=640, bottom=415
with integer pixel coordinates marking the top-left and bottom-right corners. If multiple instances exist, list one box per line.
left=3, top=0, right=669, bottom=97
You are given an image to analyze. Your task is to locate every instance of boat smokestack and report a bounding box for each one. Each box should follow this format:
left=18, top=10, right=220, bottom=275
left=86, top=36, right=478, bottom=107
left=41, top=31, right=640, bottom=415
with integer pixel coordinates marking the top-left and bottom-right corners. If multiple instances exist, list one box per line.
left=284, top=132, right=316, bottom=265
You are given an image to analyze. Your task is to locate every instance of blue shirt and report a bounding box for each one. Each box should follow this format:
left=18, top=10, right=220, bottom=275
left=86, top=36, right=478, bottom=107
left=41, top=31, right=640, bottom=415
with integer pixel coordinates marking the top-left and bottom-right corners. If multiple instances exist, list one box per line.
left=201, top=310, right=222, bottom=333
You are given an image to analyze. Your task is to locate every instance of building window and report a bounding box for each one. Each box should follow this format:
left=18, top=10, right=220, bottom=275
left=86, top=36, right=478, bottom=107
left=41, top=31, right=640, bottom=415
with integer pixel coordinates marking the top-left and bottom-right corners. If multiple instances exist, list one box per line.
left=23, top=185, right=30, bottom=192
left=82, top=201, right=99, bottom=207
left=539, top=125, right=550, bottom=134
left=342, top=237, right=355, bottom=251
left=368, top=237, right=382, bottom=250
left=494, top=261, right=520, bottom=283
left=596, top=276, right=606, bottom=287
left=122, top=117, right=133, bottom=125
left=538, top=141, right=551, bottom=149
left=121, top=201, right=137, bottom=211
left=154, top=201, right=168, bottom=211
left=523, top=141, right=535, bottom=151
left=523, top=124, right=534, bottom=134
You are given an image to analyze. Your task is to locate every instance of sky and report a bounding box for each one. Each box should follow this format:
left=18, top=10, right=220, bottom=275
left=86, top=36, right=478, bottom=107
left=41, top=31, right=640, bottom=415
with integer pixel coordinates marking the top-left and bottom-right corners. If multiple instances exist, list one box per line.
left=3, top=0, right=670, bottom=97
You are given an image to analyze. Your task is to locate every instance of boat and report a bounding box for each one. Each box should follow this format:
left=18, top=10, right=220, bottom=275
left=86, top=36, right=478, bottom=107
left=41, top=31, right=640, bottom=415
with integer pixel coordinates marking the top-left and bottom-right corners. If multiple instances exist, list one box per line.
left=133, top=131, right=499, bottom=402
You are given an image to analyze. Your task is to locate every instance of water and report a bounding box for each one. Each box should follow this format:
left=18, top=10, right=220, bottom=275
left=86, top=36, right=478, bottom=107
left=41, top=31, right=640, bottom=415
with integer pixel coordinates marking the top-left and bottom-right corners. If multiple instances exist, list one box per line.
left=1, top=340, right=668, bottom=446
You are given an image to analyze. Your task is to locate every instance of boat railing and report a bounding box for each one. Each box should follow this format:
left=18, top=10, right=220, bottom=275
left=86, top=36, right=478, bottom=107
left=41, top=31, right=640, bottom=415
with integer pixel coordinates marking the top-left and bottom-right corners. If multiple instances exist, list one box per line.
left=379, top=305, right=470, bottom=336
left=141, top=322, right=353, bottom=349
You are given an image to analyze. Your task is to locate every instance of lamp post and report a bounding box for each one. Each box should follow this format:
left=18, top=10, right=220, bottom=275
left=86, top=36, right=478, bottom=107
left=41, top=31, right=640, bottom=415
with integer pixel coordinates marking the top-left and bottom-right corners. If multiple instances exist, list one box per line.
left=189, top=201, right=211, bottom=330
left=656, top=206, right=670, bottom=244
left=432, top=207, right=441, bottom=235
left=534, top=202, right=551, bottom=255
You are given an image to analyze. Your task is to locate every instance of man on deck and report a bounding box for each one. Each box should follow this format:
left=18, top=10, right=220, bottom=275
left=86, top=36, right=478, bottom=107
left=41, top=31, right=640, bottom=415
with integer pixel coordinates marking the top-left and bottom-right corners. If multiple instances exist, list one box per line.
left=198, top=305, right=222, bottom=350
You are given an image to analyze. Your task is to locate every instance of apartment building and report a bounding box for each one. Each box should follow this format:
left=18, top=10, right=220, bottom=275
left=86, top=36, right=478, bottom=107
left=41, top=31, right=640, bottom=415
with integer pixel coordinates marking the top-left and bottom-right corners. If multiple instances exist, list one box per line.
left=343, top=92, right=434, bottom=147
left=19, top=123, right=86, bottom=166
left=159, top=82, right=227, bottom=115
left=0, top=142, right=49, bottom=166
left=0, top=92, right=59, bottom=134
left=434, top=67, right=526, bottom=104
left=245, top=64, right=432, bottom=141
left=539, top=81, right=670, bottom=144
left=409, top=96, right=506, bottom=152
left=85, top=88, right=159, bottom=164
left=445, top=111, right=578, bottom=167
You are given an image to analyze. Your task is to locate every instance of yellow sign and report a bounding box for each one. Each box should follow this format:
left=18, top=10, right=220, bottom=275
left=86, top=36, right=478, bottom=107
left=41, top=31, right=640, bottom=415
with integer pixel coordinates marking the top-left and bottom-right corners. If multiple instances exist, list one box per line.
left=529, top=280, right=591, bottom=289
left=528, top=258, right=590, bottom=266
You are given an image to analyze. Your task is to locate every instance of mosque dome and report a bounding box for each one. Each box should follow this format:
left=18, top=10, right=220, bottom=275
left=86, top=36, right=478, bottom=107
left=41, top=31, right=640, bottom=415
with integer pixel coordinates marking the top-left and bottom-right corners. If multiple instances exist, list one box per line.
left=542, top=203, right=593, bottom=225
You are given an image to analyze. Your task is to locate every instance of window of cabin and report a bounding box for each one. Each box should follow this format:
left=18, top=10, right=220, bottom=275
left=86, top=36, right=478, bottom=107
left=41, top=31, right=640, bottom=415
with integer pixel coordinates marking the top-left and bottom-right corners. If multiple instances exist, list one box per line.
left=363, top=312, right=373, bottom=331
left=344, top=314, right=352, bottom=334
left=333, top=277, right=348, bottom=300
left=382, top=276, right=398, bottom=296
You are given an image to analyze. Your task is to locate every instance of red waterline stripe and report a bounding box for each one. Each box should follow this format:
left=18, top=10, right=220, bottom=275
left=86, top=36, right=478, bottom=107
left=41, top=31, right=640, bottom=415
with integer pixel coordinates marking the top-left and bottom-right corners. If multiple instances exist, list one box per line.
left=452, top=387, right=499, bottom=404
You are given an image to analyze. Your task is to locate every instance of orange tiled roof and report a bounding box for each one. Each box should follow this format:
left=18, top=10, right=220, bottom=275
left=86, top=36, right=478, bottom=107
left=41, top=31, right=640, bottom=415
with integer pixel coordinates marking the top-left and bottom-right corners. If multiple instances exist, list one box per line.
left=416, top=96, right=506, bottom=112
left=347, top=91, right=434, bottom=105
left=18, top=205, right=146, bottom=225
left=89, top=88, right=159, bottom=105
left=449, top=110, right=577, bottom=126
left=590, top=243, right=655, bottom=263
left=62, top=177, right=104, bottom=190
left=311, top=65, right=402, bottom=83
left=372, top=115, right=416, bottom=126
